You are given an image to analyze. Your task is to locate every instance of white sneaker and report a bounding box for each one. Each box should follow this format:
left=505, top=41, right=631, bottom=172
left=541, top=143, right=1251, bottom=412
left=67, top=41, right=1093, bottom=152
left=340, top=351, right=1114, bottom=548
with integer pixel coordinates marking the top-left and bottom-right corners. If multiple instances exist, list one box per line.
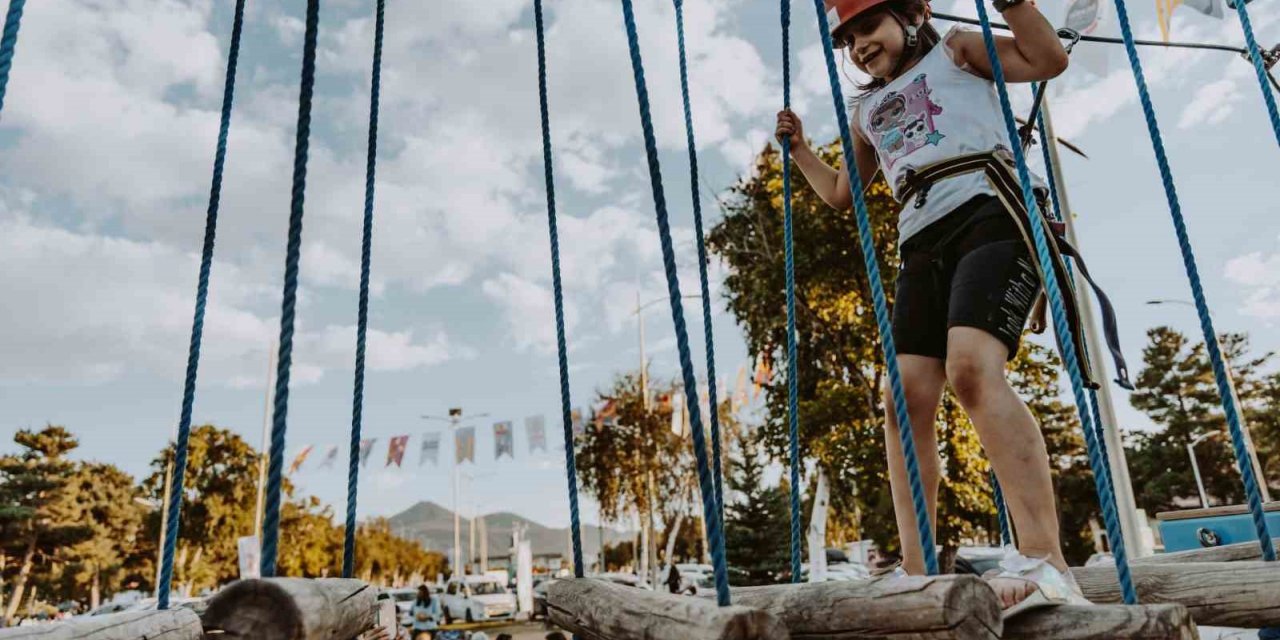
left=987, top=547, right=1091, bottom=618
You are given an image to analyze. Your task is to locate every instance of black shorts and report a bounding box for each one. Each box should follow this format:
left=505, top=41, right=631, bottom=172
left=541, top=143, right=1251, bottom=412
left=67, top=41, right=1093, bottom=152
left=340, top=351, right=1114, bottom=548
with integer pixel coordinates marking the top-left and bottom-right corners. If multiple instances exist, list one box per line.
left=892, top=194, right=1041, bottom=361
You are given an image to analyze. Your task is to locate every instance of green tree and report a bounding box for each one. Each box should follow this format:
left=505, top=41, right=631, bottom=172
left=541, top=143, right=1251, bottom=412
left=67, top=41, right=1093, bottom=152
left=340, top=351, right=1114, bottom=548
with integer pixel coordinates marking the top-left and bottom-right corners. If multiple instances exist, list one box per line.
left=354, top=518, right=448, bottom=586
left=0, top=426, right=92, bottom=624
left=1128, top=327, right=1277, bottom=513
left=50, top=463, right=144, bottom=609
left=724, top=436, right=791, bottom=585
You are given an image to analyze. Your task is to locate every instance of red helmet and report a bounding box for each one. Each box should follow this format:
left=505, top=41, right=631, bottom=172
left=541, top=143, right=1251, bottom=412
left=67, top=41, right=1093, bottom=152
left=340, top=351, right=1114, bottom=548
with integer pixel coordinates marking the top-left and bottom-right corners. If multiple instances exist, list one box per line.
left=825, top=0, right=894, bottom=36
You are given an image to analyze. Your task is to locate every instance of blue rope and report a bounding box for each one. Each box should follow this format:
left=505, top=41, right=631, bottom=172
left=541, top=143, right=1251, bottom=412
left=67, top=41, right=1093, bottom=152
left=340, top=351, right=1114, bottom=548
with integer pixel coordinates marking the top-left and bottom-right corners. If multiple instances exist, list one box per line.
left=672, top=0, right=725, bottom=535
left=990, top=470, right=1013, bottom=547
left=1109, top=0, right=1276, bottom=562
left=533, top=0, right=585, bottom=579
left=0, top=0, right=26, bottom=120
left=261, top=0, right=320, bottom=578
left=157, top=0, right=246, bottom=610
left=618, top=0, right=731, bottom=605
left=808, top=0, right=939, bottom=576
left=780, top=0, right=803, bottom=584
left=973, top=1, right=1137, bottom=603
left=343, top=0, right=385, bottom=580
left=1224, top=0, right=1280, bottom=148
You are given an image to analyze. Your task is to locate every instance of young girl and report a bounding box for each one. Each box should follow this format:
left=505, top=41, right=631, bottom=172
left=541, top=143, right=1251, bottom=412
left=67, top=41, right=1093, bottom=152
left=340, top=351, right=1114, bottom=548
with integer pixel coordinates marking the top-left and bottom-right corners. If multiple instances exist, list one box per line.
left=410, top=584, right=442, bottom=639
left=776, top=0, right=1087, bottom=614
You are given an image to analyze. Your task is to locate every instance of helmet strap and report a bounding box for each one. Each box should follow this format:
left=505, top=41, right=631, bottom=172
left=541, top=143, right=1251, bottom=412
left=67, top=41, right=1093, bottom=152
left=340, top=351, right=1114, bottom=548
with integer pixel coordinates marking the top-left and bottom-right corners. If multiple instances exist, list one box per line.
left=904, top=23, right=919, bottom=48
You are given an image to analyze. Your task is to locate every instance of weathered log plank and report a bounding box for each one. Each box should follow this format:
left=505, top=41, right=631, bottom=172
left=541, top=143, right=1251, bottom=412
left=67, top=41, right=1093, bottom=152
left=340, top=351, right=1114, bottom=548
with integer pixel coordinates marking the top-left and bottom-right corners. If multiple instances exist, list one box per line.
left=200, top=577, right=376, bottom=640
left=1071, top=562, right=1280, bottom=628
left=0, top=609, right=202, bottom=640
left=547, top=578, right=788, bottom=640
left=1003, top=604, right=1198, bottom=639
left=726, top=575, right=1002, bottom=639
left=1132, top=539, right=1280, bottom=564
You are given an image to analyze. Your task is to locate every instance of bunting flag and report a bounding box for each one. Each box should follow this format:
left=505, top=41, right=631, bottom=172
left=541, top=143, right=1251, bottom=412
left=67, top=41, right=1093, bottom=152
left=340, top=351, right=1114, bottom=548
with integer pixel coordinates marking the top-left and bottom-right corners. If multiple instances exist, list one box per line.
left=288, top=445, right=314, bottom=475
left=1156, top=0, right=1226, bottom=41
left=570, top=408, right=585, bottom=437
left=456, top=427, right=476, bottom=464
left=1061, top=0, right=1112, bottom=76
left=525, top=415, right=547, bottom=453
left=387, top=435, right=410, bottom=468
left=318, top=445, right=339, bottom=469
left=359, top=438, right=377, bottom=467
left=420, top=432, right=441, bottom=466
left=732, top=363, right=749, bottom=412
left=595, top=398, right=618, bottom=427
left=752, top=353, right=772, bottom=400
left=494, top=421, right=515, bottom=460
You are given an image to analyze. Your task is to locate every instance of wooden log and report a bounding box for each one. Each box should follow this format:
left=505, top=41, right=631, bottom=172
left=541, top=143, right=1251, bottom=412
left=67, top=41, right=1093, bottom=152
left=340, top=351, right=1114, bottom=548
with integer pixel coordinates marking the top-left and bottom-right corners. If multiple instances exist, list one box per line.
left=1071, top=561, right=1280, bottom=628
left=200, top=577, right=376, bottom=640
left=1132, top=538, right=1280, bottom=564
left=546, top=578, right=788, bottom=640
left=0, top=609, right=202, bottom=640
left=726, top=575, right=1002, bottom=639
left=1003, top=604, right=1198, bottom=639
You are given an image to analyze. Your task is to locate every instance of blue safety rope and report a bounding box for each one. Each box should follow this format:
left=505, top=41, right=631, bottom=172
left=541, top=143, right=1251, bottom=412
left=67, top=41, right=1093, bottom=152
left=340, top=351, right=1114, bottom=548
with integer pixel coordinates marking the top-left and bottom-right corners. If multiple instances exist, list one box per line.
left=780, top=0, right=803, bottom=584
left=261, top=0, right=320, bottom=578
left=343, top=0, right=385, bottom=580
left=618, top=0, right=731, bottom=605
left=157, top=0, right=246, bottom=610
left=990, top=471, right=1013, bottom=547
left=0, top=0, right=25, bottom=120
left=809, top=0, right=939, bottom=575
left=672, top=0, right=725, bottom=532
left=533, top=0, right=585, bottom=579
left=1109, top=0, right=1276, bottom=562
left=1225, top=0, right=1280, bottom=148
left=974, top=1, right=1137, bottom=603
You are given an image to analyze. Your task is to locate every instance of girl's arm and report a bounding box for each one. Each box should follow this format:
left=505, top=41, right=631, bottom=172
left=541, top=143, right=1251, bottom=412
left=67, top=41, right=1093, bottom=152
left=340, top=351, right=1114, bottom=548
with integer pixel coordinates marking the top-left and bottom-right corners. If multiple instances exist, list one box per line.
left=949, top=2, right=1069, bottom=82
left=776, top=109, right=879, bottom=211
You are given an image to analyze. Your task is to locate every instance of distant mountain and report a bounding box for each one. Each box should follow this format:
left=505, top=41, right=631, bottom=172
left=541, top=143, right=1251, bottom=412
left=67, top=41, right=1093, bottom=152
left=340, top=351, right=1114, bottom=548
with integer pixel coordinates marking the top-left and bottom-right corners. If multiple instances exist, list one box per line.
left=387, top=501, right=632, bottom=563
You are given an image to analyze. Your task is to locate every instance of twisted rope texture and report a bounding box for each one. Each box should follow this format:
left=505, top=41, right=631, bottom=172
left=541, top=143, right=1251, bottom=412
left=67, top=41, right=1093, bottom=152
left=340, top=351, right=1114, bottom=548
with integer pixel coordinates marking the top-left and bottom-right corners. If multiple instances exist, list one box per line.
left=344, top=0, right=385, bottom=580
left=974, top=0, right=1137, bottom=602
left=534, top=0, right=585, bottom=578
left=672, top=0, right=726, bottom=534
left=0, top=0, right=25, bottom=119
left=262, top=0, right=320, bottom=578
left=619, top=0, right=731, bottom=605
left=1109, top=0, right=1275, bottom=562
left=809, top=0, right=939, bottom=575
left=780, top=0, right=804, bottom=583
left=991, top=471, right=1013, bottom=547
left=1224, top=0, right=1280, bottom=148
left=157, top=0, right=246, bottom=610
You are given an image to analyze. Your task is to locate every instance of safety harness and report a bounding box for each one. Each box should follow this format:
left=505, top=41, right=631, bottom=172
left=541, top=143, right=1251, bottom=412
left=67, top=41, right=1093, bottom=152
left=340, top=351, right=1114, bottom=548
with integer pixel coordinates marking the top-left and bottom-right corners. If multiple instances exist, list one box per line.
left=897, top=146, right=1132, bottom=390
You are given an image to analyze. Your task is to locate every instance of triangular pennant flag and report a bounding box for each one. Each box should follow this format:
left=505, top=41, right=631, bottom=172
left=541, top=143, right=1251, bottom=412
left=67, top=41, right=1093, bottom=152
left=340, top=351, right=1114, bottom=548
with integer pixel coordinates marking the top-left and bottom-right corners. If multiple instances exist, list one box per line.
left=420, top=432, right=441, bottom=466
left=525, top=415, right=547, bottom=453
left=387, top=435, right=409, bottom=468
left=318, top=445, right=339, bottom=469
left=288, top=445, right=314, bottom=476
left=359, top=438, right=377, bottom=467
left=494, top=421, right=515, bottom=460
left=455, top=427, right=476, bottom=464
left=570, top=408, right=585, bottom=437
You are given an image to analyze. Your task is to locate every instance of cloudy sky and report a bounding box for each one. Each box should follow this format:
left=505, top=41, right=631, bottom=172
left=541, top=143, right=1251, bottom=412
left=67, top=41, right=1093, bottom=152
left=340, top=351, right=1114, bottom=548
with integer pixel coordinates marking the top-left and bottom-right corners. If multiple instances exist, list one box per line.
left=0, top=0, right=1276, bottom=534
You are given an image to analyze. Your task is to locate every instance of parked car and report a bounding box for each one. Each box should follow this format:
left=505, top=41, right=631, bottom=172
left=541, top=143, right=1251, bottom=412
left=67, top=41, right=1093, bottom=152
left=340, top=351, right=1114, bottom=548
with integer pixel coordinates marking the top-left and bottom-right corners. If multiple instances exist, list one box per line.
left=531, top=578, right=557, bottom=620
left=382, top=587, right=418, bottom=627
left=440, top=575, right=516, bottom=624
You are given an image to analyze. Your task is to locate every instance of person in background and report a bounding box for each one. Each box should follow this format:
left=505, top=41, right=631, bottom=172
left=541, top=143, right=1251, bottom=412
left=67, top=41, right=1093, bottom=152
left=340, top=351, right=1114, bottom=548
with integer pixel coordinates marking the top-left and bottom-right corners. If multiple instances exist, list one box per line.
left=410, top=584, right=442, bottom=639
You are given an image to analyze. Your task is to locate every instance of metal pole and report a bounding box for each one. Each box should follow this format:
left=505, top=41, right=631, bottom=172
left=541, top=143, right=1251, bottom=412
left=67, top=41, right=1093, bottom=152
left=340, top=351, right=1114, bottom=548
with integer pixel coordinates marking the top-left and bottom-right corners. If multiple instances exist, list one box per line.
left=155, top=458, right=174, bottom=592
left=1188, top=441, right=1210, bottom=509
left=1215, top=335, right=1272, bottom=502
left=452, top=411, right=461, bottom=576
left=638, top=289, right=649, bottom=409
left=1042, top=100, right=1147, bottom=557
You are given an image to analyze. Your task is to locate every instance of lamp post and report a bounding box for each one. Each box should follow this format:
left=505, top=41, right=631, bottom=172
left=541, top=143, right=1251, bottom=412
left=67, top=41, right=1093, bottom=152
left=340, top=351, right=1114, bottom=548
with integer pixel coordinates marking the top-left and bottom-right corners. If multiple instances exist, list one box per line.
left=1187, top=431, right=1224, bottom=509
left=423, top=408, right=489, bottom=576
left=1146, top=299, right=1271, bottom=501
left=634, top=291, right=702, bottom=409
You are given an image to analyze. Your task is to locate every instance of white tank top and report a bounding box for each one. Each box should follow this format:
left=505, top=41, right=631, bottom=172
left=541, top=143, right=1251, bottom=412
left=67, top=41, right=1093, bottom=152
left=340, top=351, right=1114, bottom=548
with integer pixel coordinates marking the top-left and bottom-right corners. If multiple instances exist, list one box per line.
left=853, top=26, right=1045, bottom=245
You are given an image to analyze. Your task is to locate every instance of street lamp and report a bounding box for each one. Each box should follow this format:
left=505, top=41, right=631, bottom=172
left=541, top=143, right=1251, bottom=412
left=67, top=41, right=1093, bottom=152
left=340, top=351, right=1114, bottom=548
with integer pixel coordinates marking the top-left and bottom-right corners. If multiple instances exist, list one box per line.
left=633, top=292, right=702, bottom=409
left=423, top=408, right=489, bottom=576
left=1187, top=431, right=1224, bottom=509
left=1146, top=299, right=1271, bottom=501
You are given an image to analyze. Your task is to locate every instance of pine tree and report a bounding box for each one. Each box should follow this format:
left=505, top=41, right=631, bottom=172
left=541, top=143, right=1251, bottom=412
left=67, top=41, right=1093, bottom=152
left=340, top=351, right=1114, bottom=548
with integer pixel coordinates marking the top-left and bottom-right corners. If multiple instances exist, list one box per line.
left=724, top=437, right=792, bottom=585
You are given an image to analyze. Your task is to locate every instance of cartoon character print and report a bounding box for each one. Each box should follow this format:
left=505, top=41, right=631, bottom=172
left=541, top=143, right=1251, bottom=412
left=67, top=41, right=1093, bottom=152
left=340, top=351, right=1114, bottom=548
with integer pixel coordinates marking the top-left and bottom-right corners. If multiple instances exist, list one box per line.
left=867, top=73, right=945, bottom=169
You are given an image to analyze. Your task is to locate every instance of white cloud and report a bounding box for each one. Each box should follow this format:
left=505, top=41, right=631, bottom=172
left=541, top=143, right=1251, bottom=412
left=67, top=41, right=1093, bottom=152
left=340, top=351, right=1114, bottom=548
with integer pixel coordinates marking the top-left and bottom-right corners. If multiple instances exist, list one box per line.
left=1178, top=79, right=1242, bottom=129
left=1226, top=240, right=1280, bottom=319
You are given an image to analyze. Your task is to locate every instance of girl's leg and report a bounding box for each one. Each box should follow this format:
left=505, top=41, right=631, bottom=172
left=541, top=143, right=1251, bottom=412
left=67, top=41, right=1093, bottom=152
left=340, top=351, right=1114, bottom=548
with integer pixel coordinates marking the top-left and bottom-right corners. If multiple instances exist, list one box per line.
left=882, top=354, right=948, bottom=575
left=946, top=326, right=1067, bottom=605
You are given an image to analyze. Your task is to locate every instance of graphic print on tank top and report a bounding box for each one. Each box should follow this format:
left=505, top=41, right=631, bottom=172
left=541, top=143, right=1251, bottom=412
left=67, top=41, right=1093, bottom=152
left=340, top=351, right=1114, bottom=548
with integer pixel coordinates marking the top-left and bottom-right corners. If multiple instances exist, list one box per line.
left=865, top=73, right=945, bottom=170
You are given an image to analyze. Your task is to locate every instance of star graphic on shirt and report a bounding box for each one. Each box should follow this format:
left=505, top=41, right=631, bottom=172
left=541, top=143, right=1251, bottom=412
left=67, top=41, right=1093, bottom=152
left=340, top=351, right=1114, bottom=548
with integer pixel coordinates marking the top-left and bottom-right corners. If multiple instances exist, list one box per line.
left=925, top=131, right=945, bottom=146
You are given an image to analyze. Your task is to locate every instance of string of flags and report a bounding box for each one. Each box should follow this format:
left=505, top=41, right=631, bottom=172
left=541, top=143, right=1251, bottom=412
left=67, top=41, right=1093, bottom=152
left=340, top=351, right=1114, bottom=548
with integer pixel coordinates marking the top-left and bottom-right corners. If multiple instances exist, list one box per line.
left=284, top=355, right=772, bottom=476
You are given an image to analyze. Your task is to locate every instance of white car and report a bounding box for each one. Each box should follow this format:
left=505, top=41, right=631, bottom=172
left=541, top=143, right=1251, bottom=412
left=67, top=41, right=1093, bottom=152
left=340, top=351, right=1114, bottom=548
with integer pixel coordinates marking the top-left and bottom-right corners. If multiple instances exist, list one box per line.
left=383, top=588, right=418, bottom=627
left=440, top=576, right=516, bottom=624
